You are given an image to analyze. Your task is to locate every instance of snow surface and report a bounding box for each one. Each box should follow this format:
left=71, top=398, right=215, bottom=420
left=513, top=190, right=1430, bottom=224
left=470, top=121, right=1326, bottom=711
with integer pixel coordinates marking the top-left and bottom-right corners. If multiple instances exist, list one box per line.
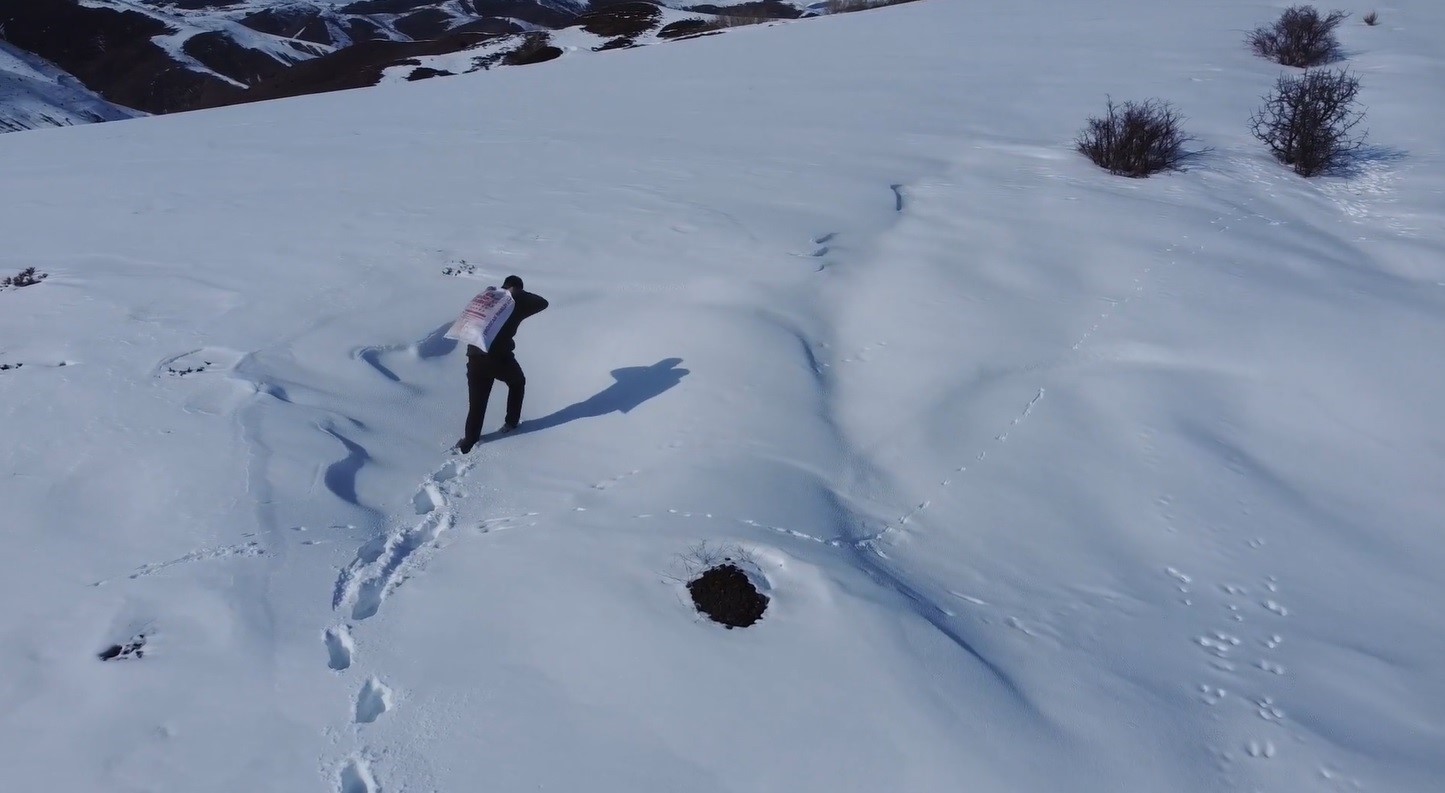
left=3, top=1, right=1445, bottom=791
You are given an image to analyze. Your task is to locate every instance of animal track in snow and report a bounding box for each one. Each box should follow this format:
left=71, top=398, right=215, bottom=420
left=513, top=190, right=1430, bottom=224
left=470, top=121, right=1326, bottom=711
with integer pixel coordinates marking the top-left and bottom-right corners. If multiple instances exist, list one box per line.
left=1198, top=684, right=1227, bottom=706
left=791, top=232, right=836, bottom=264
left=839, top=341, right=888, bottom=363
left=338, top=757, right=377, bottom=793
left=355, top=678, right=393, bottom=724
left=1256, top=659, right=1286, bottom=675
left=325, top=626, right=354, bottom=671
left=1197, top=631, right=1241, bottom=657
left=592, top=469, right=641, bottom=490
left=856, top=388, right=1046, bottom=555
left=1246, top=739, right=1276, bottom=759
left=1255, top=696, right=1284, bottom=722
left=93, top=539, right=264, bottom=586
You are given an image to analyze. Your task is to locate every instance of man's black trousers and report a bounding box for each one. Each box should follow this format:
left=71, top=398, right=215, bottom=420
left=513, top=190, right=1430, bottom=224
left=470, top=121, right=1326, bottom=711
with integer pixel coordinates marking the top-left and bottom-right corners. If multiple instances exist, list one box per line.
left=465, top=352, right=525, bottom=442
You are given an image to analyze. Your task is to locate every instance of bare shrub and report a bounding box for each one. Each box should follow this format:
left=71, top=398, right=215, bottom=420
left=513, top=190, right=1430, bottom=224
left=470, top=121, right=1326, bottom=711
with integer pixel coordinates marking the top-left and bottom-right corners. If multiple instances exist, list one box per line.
left=1075, top=98, right=1196, bottom=177
left=1248, top=6, right=1348, bottom=67
left=1250, top=68, right=1366, bottom=176
left=1, top=266, right=48, bottom=288
left=1363, top=10, right=1378, bottom=26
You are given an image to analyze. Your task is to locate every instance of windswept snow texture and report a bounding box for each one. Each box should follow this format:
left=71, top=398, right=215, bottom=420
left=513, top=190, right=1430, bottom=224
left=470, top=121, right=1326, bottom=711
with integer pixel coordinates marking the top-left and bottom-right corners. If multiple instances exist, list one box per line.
left=0, top=43, right=138, bottom=132
left=3, top=1, right=1445, bottom=791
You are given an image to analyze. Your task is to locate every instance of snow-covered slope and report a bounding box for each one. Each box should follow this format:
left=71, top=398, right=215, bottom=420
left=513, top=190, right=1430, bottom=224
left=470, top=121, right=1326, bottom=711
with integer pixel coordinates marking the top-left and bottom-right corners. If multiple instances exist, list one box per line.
left=0, top=0, right=818, bottom=129
left=3, top=1, right=1444, bottom=791
left=0, top=43, right=138, bottom=132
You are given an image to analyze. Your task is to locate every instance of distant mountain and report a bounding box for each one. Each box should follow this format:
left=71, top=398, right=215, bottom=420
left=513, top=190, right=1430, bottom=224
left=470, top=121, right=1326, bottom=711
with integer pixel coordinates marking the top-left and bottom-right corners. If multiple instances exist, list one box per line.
left=0, top=0, right=846, bottom=133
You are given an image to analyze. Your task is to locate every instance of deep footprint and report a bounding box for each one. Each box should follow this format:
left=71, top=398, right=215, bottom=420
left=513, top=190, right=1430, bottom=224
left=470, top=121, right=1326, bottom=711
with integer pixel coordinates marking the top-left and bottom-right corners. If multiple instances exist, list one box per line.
left=412, top=484, right=441, bottom=515
left=338, top=757, right=377, bottom=793
left=355, top=677, right=393, bottom=724
left=325, top=626, right=354, bottom=671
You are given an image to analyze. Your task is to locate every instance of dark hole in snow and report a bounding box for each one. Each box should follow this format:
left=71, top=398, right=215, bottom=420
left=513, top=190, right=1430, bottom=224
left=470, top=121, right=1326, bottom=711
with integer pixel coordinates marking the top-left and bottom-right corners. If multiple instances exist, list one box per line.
left=99, top=634, right=147, bottom=661
left=688, top=563, right=768, bottom=628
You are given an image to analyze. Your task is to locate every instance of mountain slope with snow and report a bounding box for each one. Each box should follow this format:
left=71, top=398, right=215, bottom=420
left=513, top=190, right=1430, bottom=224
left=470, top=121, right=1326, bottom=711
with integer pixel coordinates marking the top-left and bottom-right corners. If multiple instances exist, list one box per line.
left=0, top=0, right=824, bottom=129
left=0, top=43, right=138, bottom=132
left=2, top=1, right=1443, bottom=791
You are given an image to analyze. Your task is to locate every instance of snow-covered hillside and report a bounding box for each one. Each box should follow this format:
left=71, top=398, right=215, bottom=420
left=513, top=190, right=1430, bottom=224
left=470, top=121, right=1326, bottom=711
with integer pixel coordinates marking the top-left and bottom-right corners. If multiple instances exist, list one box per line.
left=0, top=43, right=137, bottom=132
left=0, top=0, right=823, bottom=130
left=2, top=1, right=1444, bottom=791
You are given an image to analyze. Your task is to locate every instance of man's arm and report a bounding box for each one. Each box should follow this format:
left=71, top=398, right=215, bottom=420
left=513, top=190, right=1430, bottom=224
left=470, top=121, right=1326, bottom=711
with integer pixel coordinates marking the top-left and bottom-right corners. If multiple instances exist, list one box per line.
left=517, top=291, right=549, bottom=320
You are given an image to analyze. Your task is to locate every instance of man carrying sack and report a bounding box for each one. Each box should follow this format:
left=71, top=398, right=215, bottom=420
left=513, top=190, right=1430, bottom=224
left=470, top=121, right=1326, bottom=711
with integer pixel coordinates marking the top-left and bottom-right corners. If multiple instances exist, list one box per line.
left=447, top=275, right=549, bottom=454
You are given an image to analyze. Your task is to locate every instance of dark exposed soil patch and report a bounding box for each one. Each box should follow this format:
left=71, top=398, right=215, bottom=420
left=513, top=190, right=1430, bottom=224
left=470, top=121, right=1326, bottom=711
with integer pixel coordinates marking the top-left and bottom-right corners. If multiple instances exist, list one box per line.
left=659, top=19, right=709, bottom=39
left=407, top=66, right=454, bottom=81
left=342, top=0, right=437, bottom=13
left=452, top=17, right=526, bottom=36
left=99, top=633, right=147, bottom=661
left=687, top=1, right=802, bottom=18
left=197, top=31, right=499, bottom=107
left=0, top=363, right=21, bottom=372
left=0, top=0, right=242, bottom=113
left=689, top=564, right=768, bottom=628
left=573, top=2, right=662, bottom=38
left=345, top=17, right=389, bottom=43
left=502, top=38, right=563, bottom=66
left=467, top=0, right=577, bottom=28
left=595, top=36, right=637, bottom=51
left=183, top=31, right=294, bottom=86
left=239, top=7, right=338, bottom=46
left=395, top=8, right=457, bottom=39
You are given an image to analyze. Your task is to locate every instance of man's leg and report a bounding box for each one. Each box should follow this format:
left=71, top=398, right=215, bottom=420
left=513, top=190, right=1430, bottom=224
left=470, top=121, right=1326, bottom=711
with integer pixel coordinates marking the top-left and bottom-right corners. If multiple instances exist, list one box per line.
left=463, top=355, right=496, bottom=445
left=496, top=354, right=527, bottom=427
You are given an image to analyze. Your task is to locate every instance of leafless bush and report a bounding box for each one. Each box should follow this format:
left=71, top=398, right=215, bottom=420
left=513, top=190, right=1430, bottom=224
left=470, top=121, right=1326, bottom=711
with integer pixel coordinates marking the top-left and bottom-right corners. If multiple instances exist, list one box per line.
left=1363, top=10, right=1378, bottom=26
left=1249, top=6, right=1348, bottom=67
left=1250, top=68, right=1366, bottom=176
left=1, top=267, right=48, bottom=288
left=1076, top=98, right=1196, bottom=177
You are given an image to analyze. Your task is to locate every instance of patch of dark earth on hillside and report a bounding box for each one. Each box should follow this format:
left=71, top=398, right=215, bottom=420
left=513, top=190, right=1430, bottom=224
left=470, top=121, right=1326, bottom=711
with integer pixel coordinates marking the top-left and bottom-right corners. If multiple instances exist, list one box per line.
left=407, top=66, right=454, bottom=81
left=239, top=7, right=339, bottom=46
left=98, top=633, right=148, bottom=661
left=659, top=19, right=710, bottom=39
left=688, top=1, right=803, bottom=18
left=573, top=2, right=661, bottom=38
left=183, top=31, right=296, bottom=86
left=595, top=36, right=637, bottom=51
left=689, top=564, right=769, bottom=628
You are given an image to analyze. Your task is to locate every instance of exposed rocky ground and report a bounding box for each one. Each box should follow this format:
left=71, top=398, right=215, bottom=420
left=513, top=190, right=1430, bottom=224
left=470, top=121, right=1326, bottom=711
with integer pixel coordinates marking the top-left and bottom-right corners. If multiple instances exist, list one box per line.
left=0, top=0, right=877, bottom=131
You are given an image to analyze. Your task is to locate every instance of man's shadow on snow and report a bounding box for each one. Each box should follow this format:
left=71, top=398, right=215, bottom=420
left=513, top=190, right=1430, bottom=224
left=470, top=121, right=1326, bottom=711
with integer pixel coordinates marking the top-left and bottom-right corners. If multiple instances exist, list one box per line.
left=487, top=358, right=689, bottom=440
